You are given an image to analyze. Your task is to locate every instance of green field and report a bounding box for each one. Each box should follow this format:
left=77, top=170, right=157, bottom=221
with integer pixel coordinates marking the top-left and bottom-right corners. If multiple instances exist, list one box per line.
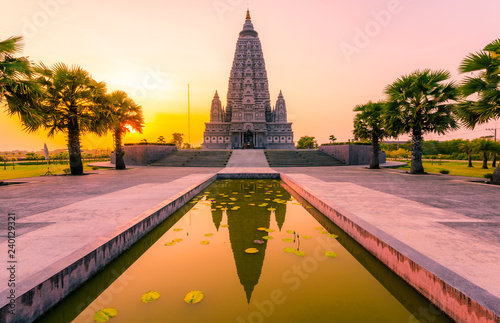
left=0, top=163, right=100, bottom=181
left=397, top=160, right=495, bottom=178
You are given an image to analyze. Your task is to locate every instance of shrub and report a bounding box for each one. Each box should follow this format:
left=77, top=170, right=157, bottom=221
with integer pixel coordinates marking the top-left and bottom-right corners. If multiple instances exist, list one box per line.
left=63, top=168, right=71, bottom=174
left=92, top=166, right=99, bottom=170
left=484, top=173, right=493, bottom=179
left=439, top=169, right=450, bottom=174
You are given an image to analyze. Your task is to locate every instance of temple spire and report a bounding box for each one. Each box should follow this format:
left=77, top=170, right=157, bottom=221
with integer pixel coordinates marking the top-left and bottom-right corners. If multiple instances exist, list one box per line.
left=246, top=9, right=251, bottom=20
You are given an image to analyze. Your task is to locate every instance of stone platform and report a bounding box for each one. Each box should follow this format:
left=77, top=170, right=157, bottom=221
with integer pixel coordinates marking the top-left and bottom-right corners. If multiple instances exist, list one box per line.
left=0, top=164, right=499, bottom=322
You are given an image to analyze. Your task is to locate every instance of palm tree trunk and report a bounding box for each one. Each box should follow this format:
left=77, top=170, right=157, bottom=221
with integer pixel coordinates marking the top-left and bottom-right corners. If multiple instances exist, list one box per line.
left=67, top=117, right=83, bottom=175
left=492, top=164, right=500, bottom=184
left=370, top=133, right=380, bottom=169
left=482, top=152, right=488, bottom=169
left=410, top=127, right=424, bottom=174
left=114, top=127, right=126, bottom=170
left=467, top=153, right=472, bottom=167
left=492, top=154, right=496, bottom=168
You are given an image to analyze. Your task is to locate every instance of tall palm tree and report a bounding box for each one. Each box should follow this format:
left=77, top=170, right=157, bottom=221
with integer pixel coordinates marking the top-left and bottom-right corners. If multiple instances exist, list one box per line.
left=106, top=90, right=144, bottom=170
left=458, top=139, right=474, bottom=167
left=0, top=36, right=42, bottom=129
left=471, top=138, right=500, bottom=169
left=34, top=63, right=109, bottom=175
left=353, top=101, right=387, bottom=169
left=456, top=38, right=500, bottom=183
left=385, top=69, right=458, bottom=174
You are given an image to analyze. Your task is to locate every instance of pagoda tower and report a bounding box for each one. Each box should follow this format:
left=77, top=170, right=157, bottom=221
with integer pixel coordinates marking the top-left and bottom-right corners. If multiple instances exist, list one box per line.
left=203, top=10, right=294, bottom=149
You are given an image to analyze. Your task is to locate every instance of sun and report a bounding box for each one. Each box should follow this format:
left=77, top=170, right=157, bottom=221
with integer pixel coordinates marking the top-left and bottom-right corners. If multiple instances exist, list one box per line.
left=124, top=124, right=137, bottom=133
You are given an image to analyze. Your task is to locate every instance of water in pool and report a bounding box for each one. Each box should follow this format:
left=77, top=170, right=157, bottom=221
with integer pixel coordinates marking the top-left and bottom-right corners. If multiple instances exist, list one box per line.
left=39, top=179, right=452, bottom=322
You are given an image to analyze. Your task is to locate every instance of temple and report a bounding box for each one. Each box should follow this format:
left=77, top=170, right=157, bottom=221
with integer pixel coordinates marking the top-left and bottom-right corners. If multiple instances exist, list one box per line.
left=203, top=10, right=294, bottom=149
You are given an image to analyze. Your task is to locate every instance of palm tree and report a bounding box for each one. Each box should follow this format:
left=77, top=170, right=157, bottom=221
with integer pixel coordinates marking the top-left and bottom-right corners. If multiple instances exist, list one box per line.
left=385, top=69, right=458, bottom=174
left=456, top=38, right=500, bottom=183
left=34, top=63, right=109, bottom=175
left=458, top=139, right=474, bottom=167
left=353, top=101, right=387, bottom=169
left=106, top=90, right=144, bottom=170
left=0, top=36, right=42, bottom=129
left=471, top=138, right=500, bottom=169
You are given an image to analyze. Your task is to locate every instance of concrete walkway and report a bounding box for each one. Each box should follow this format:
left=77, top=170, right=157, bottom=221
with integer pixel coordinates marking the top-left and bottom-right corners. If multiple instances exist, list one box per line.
left=0, top=164, right=499, bottom=322
left=225, top=150, right=269, bottom=167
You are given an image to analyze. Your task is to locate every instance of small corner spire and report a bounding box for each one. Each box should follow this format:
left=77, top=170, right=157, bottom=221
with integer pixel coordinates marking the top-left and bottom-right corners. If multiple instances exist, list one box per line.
left=214, top=90, right=219, bottom=98
left=246, top=9, right=251, bottom=20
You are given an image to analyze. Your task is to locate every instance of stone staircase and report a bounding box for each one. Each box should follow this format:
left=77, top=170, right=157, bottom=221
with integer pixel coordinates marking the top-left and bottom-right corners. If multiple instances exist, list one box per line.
left=264, top=150, right=345, bottom=167
left=149, top=150, right=232, bottom=167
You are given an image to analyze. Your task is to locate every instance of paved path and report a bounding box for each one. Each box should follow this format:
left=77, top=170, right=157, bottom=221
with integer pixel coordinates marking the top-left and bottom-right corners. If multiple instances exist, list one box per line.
left=225, top=150, right=269, bottom=167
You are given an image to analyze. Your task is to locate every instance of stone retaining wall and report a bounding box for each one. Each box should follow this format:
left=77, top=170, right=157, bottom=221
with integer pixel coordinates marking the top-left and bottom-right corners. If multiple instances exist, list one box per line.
left=111, top=145, right=177, bottom=166
left=319, top=145, right=386, bottom=165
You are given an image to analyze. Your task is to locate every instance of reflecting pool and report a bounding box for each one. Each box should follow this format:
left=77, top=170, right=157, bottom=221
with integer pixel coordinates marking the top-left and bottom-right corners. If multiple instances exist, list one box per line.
left=39, top=179, right=452, bottom=323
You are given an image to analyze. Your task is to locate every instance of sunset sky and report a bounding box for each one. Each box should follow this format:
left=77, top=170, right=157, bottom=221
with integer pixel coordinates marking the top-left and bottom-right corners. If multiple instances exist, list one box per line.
left=1, top=0, right=499, bottom=151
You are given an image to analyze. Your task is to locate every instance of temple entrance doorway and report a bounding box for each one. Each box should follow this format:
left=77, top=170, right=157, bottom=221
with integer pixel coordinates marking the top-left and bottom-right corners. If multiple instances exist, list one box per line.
left=243, top=129, right=254, bottom=149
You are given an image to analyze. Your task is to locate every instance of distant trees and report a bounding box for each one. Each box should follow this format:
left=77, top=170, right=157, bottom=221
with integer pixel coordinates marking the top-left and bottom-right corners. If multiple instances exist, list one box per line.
left=170, top=132, right=184, bottom=149
left=353, top=101, right=387, bottom=169
left=328, top=135, right=337, bottom=143
left=384, top=69, right=458, bottom=174
left=157, top=136, right=166, bottom=144
left=297, top=136, right=318, bottom=149
left=458, top=140, right=474, bottom=167
left=471, top=138, right=500, bottom=169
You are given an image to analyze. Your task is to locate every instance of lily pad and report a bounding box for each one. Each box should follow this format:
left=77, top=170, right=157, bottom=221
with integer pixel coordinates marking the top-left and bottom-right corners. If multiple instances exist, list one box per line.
left=245, top=248, right=259, bottom=254
left=164, top=241, right=176, bottom=246
left=173, top=238, right=183, bottom=242
left=327, top=234, right=339, bottom=239
left=286, top=230, right=295, bottom=234
left=314, top=227, right=323, bottom=230
left=204, top=233, right=214, bottom=237
left=173, top=228, right=183, bottom=232
left=265, top=228, right=275, bottom=232
left=220, top=224, right=229, bottom=228
left=184, top=290, right=204, bottom=304
left=215, top=206, right=222, bottom=208
left=284, top=247, right=296, bottom=253
left=257, top=227, right=267, bottom=231
left=295, top=250, right=306, bottom=257
left=282, top=238, right=293, bottom=242
left=320, top=231, right=329, bottom=235
left=93, top=308, right=118, bottom=322
left=302, top=235, right=312, bottom=239
left=221, top=208, right=228, bottom=211
left=141, top=291, right=161, bottom=303
left=325, top=251, right=338, bottom=258
left=262, top=236, right=273, bottom=240
left=200, top=240, right=210, bottom=245
left=306, top=206, right=313, bottom=209
left=253, top=240, right=265, bottom=244
left=267, top=208, right=276, bottom=211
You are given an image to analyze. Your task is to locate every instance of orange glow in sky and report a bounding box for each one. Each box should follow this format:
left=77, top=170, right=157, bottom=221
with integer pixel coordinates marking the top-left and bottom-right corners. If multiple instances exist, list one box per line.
left=1, top=0, right=499, bottom=151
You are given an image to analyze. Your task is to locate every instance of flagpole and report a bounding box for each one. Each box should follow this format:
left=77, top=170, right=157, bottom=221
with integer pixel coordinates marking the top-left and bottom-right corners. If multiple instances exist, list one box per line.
left=188, top=83, right=191, bottom=147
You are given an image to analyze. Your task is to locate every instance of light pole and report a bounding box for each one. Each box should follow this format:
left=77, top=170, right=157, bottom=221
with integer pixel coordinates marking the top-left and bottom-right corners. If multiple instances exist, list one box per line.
left=486, top=127, right=497, bottom=167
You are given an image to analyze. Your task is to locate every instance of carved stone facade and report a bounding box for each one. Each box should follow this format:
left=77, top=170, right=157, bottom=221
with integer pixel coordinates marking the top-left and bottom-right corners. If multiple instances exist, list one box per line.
left=203, top=11, right=294, bottom=149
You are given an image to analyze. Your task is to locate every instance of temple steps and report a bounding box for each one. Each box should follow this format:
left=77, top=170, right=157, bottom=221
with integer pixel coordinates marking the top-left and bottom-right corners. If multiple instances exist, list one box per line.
left=149, top=150, right=232, bottom=167
left=264, top=150, right=345, bottom=167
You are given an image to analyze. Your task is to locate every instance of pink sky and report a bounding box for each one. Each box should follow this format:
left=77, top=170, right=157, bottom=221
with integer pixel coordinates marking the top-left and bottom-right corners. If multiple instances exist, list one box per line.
left=1, top=0, right=499, bottom=151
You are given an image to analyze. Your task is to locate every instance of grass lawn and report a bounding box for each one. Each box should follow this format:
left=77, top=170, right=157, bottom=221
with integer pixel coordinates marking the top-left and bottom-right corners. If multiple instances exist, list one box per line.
left=397, top=160, right=496, bottom=178
left=0, top=163, right=98, bottom=181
